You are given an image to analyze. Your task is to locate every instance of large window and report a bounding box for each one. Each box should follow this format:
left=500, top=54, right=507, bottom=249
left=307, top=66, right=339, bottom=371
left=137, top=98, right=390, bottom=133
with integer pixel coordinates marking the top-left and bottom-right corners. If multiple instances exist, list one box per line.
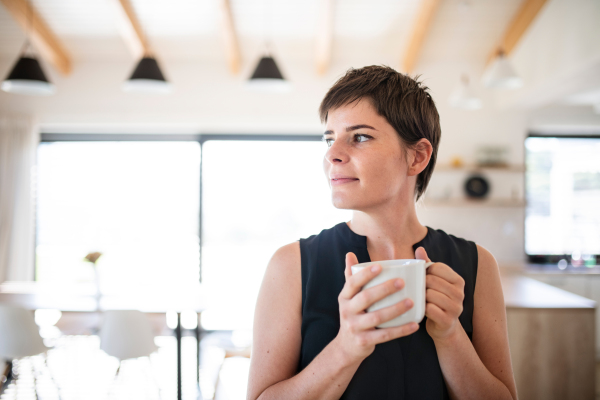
left=36, top=136, right=351, bottom=331
left=525, top=135, right=600, bottom=264
left=36, top=141, right=201, bottom=293
left=200, top=140, right=351, bottom=330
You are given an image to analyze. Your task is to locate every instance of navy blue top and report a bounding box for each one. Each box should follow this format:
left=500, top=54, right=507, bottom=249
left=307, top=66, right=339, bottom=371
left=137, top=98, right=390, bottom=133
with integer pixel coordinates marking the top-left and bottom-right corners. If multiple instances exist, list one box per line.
left=297, top=222, right=478, bottom=399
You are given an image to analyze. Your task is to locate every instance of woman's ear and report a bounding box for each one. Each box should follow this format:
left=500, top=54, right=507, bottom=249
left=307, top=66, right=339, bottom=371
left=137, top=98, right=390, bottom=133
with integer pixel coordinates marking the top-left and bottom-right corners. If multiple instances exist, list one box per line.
left=407, top=139, right=433, bottom=177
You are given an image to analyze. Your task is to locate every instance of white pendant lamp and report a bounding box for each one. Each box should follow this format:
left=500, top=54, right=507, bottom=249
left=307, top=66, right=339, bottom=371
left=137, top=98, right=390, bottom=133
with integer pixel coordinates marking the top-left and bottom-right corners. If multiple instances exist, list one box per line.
left=449, top=74, right=482, bottom=110
left=482, top=50, right=523, bottom=89
left=123, top=55, right=171, bottom=94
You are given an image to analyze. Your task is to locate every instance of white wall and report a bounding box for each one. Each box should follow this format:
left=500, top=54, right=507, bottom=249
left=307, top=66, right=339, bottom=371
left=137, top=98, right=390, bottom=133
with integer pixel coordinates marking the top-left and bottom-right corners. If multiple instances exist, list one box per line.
left=2, top=0, right=600, bottom=265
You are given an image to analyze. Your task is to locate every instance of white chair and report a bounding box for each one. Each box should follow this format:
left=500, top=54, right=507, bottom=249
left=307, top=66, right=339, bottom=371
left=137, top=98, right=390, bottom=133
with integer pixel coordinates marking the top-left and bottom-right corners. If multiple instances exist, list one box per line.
left=0, top=305, right=47, bottom=393
left=99, top=310, right=157, bottom=360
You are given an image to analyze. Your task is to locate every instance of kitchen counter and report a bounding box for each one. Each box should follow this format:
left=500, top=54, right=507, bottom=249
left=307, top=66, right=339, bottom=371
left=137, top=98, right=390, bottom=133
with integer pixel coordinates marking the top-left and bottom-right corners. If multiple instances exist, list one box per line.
left=500, top=270, right=596, bottom=308
left=498, top=269, right=595, bottom=400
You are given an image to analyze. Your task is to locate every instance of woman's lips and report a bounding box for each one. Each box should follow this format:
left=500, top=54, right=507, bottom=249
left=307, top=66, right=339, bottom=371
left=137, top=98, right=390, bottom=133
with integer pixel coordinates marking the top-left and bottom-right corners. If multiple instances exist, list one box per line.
left=331, top=178, right=359, bottom=186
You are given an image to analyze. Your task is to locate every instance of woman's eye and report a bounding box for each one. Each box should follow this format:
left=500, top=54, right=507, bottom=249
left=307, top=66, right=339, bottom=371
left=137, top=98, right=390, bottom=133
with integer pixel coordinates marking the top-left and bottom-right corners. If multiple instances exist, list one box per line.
left=324, top=138, right=334, bottom=147
left=355, top=134, right=371, bottom=143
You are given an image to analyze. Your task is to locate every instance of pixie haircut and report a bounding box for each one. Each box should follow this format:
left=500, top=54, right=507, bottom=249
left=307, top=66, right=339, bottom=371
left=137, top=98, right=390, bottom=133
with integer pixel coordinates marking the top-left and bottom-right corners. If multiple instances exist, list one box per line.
left=319, top=65, right=441, bottom=202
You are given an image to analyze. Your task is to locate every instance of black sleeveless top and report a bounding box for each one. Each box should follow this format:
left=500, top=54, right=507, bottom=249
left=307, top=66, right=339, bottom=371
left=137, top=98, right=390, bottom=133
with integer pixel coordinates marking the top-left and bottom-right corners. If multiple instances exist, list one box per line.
left=297, top=222, right=478, bottom=399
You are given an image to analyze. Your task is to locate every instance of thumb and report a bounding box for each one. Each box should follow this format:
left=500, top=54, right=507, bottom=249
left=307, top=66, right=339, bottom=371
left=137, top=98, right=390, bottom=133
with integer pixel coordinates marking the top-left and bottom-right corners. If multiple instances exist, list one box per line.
left=415, top=246, right=431, bottom=262
left=344, top=252, right=359, bottom=280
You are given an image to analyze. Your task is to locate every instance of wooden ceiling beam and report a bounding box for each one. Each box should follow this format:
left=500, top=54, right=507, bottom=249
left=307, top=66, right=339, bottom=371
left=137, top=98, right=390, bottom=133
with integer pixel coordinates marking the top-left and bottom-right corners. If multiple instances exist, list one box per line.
left=486, top=0, right=548, bottom=64
left=0, top=0, right=71, bottom=75
left=219, top=0, right=241, bottom=75
left=109, top=0, right=149, bottom=59
left=315, top=0, right=335, bottom=75
left=401, top=0, right=441, bottom=74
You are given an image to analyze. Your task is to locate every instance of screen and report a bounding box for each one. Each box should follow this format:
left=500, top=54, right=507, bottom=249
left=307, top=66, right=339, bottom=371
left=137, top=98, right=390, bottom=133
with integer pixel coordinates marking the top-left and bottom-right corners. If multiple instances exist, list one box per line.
left=525, top=135, right=600, bottom=265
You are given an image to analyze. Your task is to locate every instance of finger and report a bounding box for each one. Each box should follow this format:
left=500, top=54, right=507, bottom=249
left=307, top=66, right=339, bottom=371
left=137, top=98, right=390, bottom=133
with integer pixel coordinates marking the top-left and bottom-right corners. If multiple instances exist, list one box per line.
left=363, top=321, right=420, bottom=345
left=426, top=263, right=465, bottom=287
left=352, top=297, right=413, bottom=330
left=425, top=302, right=451, bottom=326
left=344, top=252, right=359, bottom=280
left=426, top=288, right=461, bottom=315
left=426, top=274, right=464, bottom=302
left=339, top=263, right=381, bottom=300
left=414, top=246, right=430, bottom=262
left=348, top=278, right=405, bottom=314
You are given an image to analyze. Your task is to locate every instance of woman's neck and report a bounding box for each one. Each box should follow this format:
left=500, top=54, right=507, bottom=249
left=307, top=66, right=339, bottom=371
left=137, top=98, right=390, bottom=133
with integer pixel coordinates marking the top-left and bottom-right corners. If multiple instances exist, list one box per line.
left=347, top=197, right=427, bottom=261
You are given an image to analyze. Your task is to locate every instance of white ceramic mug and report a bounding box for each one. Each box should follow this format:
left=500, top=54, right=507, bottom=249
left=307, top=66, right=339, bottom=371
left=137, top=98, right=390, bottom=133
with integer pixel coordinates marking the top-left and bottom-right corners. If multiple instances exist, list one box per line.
left=351, top=259, right=434, bottom=328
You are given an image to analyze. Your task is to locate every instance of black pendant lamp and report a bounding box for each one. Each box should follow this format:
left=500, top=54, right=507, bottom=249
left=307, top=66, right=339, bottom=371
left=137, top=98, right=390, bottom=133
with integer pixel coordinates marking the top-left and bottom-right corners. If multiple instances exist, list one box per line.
left=123, top=56, right=171, bottom=94
left=2, top=0, right=55, bottom=96
left=247, top=54, right=290, bottom=92
left=2, top=54, right=55, bottom=96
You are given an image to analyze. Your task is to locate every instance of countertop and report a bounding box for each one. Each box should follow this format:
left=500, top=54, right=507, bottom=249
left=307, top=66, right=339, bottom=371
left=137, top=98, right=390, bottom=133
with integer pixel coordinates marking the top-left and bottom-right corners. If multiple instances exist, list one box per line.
left=499, top=269, right=596, bottom=309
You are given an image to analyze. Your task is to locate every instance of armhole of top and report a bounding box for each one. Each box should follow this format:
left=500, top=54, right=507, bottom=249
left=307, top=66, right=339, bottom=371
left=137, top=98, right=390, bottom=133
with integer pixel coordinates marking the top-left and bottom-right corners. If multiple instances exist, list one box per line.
left=471, top=240, right=479, bottom=296
left=298, top=238, right=307, bottom=317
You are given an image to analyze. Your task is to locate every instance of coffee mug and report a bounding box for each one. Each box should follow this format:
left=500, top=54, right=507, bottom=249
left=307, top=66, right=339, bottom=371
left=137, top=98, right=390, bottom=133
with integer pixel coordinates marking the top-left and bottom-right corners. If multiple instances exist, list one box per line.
left=351, top=259, right=434, bottom=328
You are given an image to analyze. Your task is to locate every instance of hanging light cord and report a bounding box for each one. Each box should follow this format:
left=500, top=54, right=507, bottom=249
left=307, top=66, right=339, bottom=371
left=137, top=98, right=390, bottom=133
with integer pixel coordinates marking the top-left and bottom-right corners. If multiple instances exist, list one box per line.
left=19, top=0, right=34, bottom=57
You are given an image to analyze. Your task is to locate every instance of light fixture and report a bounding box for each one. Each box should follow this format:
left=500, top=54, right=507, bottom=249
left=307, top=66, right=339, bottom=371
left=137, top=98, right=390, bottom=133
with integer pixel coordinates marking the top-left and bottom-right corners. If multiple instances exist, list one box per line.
left=247, top=54, right=291, bottom=93
left=1, top=0, right=55, bottom=96
left=2, top=55, right=55, bottom=95
left=123, top=56, right=171, bottom=94
left=482, top=50, right=523, bottom=89
left=449, top=74, right=482, bottom=110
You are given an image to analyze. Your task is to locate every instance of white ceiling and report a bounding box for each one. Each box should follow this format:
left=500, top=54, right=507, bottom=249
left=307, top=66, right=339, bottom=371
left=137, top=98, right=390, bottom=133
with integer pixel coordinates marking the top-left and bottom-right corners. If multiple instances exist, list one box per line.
left=0, top=0, right=522, bottom=65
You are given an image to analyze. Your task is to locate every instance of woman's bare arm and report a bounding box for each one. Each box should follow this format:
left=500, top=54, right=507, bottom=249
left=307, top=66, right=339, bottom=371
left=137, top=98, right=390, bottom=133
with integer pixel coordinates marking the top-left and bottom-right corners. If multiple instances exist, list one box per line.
left=247, top=245, right=419, bottom=400
left=246, top=242, right=362, bottom=400
left=432, top=244, right=518, bottom=400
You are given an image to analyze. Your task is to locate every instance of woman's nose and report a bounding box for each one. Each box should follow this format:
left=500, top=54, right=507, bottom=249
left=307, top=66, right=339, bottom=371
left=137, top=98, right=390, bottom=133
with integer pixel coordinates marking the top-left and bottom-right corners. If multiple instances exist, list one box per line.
left=325, top=140, right=348, bottom=164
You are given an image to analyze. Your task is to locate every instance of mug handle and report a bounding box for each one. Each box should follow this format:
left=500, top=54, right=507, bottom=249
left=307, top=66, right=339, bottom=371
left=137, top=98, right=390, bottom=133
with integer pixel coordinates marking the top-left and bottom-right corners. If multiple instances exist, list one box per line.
left=424, top=261, right=435, bottom=269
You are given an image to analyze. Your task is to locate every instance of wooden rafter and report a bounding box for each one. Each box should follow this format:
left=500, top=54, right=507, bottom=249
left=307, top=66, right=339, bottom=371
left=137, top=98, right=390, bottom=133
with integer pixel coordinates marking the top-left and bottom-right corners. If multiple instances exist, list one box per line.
left=315, top=0, right=335, bottom=75
left=0, top=0, right=71, bottom=75
left=486, top=0, right=548, bottom=64
left=109, top=0, right=149, bottom=59
left=401, top=0, right=441, bottom=74
left=219, top=0, right=241, bottom=75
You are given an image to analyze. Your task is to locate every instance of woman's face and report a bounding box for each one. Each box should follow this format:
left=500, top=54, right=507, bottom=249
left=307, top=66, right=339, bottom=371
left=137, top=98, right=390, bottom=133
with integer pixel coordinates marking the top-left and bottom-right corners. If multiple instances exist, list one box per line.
left=323, top=98, right=414, bottom=211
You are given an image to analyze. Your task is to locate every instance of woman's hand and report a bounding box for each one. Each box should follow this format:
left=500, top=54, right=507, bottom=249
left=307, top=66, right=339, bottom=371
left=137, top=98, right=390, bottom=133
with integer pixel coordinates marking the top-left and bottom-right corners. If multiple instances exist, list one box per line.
left=335, top=252, right=420, bottom=364
left=415, top=246, right=465, bottom=342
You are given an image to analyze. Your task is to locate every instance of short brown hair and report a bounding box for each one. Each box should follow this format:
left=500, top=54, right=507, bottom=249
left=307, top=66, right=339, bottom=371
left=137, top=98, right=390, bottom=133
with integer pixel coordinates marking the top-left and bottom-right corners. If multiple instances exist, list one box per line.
left=319, top=65, right=440, bottom=202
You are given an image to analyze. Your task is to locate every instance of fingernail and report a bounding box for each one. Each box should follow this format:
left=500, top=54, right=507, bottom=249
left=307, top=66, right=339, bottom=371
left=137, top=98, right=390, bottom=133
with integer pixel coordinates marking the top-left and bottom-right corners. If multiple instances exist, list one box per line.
left=404, top=298, right=413, bottom=307
left=394, top=279, right=403, bottom=288
left=371, top=265, right=380, bottom=272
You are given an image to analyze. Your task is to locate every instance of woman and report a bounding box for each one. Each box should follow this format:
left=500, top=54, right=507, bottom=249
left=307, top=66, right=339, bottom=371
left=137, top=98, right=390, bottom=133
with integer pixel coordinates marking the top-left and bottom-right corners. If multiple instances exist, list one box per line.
left=247, top=66, right=517, bottom=400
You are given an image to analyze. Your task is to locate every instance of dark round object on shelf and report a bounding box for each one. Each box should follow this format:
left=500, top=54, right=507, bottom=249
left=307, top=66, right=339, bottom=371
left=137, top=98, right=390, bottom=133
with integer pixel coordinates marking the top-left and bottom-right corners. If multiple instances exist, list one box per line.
left=464, top=175, right=490, bottom=198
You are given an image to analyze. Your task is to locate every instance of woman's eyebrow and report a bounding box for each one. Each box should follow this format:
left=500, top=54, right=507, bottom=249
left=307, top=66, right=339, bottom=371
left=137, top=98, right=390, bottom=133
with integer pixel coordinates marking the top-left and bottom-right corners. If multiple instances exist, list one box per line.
left=346, top=124, right=376, bottom=132
left=323, top=124, right=377, bottom=137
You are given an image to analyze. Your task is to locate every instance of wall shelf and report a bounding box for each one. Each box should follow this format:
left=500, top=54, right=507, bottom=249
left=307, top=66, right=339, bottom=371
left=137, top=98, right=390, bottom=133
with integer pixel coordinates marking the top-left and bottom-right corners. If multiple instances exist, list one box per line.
left=435, top=163, right=525, bottom=173
left=421, top=198, right=526, bottom=207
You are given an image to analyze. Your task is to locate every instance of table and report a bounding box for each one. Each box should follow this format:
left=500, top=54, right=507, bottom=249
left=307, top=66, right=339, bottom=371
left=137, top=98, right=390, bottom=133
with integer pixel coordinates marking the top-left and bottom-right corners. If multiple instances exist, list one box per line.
left=0, top=281, right=206, bottom=400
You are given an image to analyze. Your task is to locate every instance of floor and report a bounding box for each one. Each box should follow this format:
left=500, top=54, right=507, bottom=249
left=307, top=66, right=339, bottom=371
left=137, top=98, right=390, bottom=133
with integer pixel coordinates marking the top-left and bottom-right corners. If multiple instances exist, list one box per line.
left=0, top=335, right=249, bottom=400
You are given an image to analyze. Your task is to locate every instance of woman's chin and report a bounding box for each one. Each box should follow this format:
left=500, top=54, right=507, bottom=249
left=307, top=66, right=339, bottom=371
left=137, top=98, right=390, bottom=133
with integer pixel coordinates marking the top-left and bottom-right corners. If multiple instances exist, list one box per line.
left=331, top=196, right=362, bottom=211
